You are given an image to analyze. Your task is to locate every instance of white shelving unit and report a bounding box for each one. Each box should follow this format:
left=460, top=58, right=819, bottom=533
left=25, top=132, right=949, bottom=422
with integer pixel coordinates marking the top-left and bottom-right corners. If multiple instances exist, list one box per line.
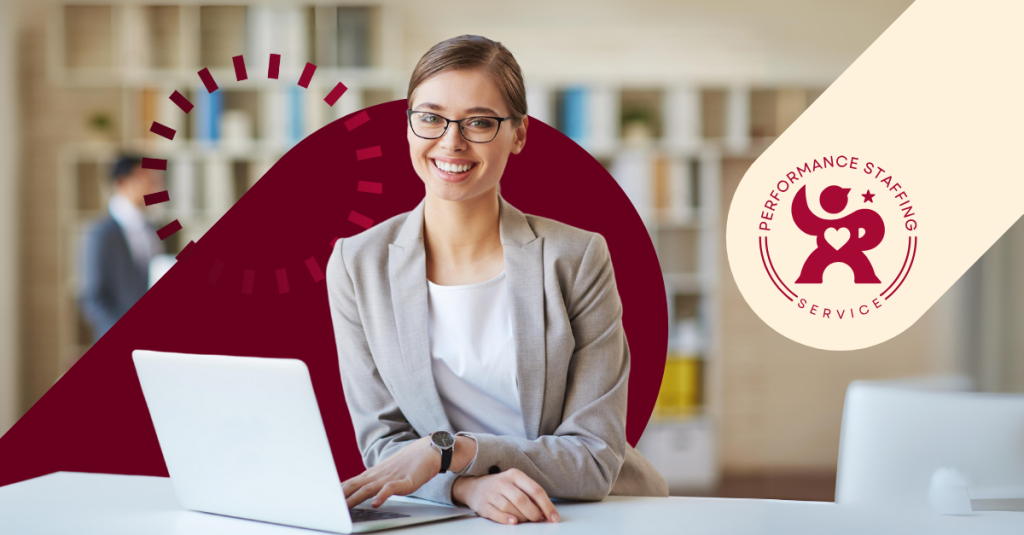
left=529, top=81, right=822, bottom=493
left=50, top=3, right=405, bottom=371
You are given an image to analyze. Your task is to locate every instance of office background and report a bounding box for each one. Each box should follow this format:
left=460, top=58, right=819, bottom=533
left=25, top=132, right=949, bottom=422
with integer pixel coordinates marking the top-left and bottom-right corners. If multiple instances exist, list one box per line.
left=2, top=0, right=1022, bottom=501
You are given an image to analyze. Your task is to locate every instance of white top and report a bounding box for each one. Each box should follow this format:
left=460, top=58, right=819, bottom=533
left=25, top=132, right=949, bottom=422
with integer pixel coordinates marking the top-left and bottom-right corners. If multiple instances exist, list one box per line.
left=427, top=270, right=526, bottom=438
left=108, top=194, right=161, bottom=272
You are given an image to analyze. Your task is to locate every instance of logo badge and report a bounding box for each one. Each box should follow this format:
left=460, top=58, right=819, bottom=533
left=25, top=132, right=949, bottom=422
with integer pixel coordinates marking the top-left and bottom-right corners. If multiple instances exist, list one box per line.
left=754, top=155, right=918, bottom=321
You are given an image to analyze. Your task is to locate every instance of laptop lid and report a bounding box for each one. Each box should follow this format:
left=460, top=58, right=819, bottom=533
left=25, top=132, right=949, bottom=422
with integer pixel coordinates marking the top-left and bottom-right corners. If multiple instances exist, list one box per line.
left=132, top=350, right=354, bottom=533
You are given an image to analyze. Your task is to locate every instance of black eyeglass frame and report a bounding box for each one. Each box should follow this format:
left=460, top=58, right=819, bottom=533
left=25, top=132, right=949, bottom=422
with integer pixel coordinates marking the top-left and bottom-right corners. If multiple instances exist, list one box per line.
left=406, top=109, right=518, bottom=143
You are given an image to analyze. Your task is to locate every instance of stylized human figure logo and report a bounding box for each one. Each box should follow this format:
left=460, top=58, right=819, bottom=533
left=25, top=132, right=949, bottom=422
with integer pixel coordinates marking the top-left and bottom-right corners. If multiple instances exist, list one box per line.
left=792, top=185, right=885, bottom=283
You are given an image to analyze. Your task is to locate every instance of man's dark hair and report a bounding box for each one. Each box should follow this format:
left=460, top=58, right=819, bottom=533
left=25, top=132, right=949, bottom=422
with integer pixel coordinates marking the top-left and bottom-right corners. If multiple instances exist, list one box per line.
left=111, top=155, right=143, bottom=183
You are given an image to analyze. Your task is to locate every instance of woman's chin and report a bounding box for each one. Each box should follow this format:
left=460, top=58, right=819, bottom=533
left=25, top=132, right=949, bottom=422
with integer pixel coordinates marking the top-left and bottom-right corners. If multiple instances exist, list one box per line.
left=426, top=181, right=489, bottom=203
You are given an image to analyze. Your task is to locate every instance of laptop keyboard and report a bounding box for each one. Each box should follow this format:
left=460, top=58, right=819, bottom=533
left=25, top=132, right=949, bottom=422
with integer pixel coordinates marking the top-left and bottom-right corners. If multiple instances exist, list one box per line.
left=350, top=508, right=411, bottom=523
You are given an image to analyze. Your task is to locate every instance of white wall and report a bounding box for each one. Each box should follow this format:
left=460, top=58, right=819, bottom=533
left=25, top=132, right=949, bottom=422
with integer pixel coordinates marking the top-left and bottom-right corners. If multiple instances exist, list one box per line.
left=0, top=0, right=22, bottom=435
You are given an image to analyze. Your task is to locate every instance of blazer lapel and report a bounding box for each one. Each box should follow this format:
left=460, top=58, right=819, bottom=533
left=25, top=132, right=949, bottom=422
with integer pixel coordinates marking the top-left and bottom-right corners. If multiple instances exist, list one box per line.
left=388, top=198, right=452, bottom=434
left=498, top=196, right=547, bottom=441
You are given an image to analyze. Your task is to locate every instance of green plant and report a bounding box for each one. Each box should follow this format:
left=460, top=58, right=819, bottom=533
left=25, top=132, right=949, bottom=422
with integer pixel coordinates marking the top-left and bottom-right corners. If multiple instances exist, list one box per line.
left=621, top=105, right=653, bottom=126
left=87, top=112, right=113, bottom=132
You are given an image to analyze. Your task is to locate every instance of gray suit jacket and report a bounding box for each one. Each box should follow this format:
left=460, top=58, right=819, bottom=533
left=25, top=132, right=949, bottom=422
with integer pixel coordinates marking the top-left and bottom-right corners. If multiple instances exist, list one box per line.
left=78, top=215, right=152, bottom=342
left=325, top=194, right=668, bottom=505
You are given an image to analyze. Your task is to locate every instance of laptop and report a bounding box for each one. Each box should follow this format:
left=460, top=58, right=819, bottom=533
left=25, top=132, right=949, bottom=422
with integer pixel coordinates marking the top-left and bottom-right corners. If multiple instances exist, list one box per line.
left=132, top=350, right=473, bottom=533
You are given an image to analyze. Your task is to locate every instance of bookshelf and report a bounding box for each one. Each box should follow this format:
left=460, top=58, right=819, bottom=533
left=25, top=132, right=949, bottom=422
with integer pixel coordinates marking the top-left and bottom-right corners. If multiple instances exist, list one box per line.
left=542, top=79, right=822, bottom=492
left=50, top=3, right=406, bottom=372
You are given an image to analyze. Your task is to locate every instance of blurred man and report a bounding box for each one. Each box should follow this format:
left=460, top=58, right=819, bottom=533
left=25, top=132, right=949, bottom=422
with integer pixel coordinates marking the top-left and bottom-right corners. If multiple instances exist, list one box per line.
left=78, top=155, right=165, bottom=342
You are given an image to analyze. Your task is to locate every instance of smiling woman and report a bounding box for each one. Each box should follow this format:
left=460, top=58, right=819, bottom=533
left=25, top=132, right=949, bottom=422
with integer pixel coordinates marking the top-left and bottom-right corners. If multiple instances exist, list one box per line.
left=325, top=34, right=668, bottom=526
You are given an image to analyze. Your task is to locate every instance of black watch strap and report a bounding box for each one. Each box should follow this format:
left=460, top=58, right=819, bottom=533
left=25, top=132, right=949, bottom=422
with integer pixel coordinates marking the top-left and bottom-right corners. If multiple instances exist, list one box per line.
left=439, top=447, right=453, bottom=474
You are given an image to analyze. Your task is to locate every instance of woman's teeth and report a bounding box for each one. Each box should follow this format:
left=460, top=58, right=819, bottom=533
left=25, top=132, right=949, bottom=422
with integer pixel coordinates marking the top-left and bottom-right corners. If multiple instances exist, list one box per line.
left=433, top=159, right=474, bottom=174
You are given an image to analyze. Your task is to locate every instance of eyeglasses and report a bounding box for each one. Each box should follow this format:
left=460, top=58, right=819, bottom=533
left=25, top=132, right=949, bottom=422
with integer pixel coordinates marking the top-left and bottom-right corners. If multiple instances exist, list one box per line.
left=407, top=109, right=517, bottom=143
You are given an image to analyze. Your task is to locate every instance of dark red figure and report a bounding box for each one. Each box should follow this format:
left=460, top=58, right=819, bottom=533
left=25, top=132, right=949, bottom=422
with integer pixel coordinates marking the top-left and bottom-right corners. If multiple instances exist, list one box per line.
left=792, top=185, right=884, bottom=283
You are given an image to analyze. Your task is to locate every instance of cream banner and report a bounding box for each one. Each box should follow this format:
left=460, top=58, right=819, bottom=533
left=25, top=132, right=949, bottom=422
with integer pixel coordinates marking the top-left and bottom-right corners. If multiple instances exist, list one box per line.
left=726, top=0, right=1024, bottom=350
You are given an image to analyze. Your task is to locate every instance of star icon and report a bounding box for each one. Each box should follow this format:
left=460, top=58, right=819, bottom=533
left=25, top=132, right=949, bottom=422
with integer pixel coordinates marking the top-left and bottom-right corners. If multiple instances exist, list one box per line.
left=862, top=190, right=875, bottom=203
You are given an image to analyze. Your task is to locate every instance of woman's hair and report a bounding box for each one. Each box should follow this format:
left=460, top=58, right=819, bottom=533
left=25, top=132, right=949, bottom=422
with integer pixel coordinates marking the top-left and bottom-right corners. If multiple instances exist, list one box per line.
left=407, top=35, right=527, bottom=126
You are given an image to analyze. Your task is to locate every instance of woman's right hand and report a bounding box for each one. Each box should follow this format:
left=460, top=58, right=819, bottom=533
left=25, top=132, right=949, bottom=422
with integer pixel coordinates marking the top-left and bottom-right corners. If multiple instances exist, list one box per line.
left=452, top=469, right=559, bottom=525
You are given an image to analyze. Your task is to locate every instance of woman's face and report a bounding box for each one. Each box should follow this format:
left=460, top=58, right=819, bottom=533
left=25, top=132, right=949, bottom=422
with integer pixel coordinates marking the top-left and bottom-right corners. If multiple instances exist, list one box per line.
left=408, top=68, right=527, bottom=203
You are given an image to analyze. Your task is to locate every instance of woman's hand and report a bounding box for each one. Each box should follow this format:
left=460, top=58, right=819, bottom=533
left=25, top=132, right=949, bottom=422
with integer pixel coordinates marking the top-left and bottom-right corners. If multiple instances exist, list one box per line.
left=342, top=436, right=441, bottom=509
left=453, top=469, right=560, bottom=525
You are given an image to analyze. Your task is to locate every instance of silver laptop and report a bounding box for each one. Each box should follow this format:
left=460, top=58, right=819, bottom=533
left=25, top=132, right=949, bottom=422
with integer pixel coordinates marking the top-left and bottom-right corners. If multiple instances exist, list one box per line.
left=132, top=350, right=473, bottom=533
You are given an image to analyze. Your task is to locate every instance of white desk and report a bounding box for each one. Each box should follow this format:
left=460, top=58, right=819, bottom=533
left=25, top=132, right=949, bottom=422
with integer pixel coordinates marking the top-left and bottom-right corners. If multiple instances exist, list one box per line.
left=0, top=472, right=1019, bottom=534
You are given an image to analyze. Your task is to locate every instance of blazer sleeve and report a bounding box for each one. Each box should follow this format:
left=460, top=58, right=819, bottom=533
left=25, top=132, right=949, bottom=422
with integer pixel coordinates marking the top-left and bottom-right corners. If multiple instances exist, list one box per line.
left=456, top=233, right=629, bottom=501
left=325, top=238, right=460, bottom=505
left=77, top=222, right=120, bottom=338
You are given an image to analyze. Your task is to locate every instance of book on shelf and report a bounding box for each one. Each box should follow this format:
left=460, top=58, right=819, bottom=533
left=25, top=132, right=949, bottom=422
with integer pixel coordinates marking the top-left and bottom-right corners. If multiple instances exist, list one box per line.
left=337, top=7, right=371, bottom=67
left=140, top=88, right=158, bottom=140
left=195, top=85, right=223, bottom=143
left=559, top=87, right=589, bottom=145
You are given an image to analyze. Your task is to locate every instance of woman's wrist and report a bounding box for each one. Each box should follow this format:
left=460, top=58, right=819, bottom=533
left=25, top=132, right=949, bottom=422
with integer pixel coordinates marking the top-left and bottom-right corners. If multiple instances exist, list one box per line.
left=451, top=474, right=477, bottom=507
left=449, top=435, right=477, bottom=474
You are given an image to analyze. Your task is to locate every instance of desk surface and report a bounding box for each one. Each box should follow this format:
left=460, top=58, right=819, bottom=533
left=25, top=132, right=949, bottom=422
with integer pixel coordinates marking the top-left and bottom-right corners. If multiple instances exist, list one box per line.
left=0, top=472, right=1020, bottom=534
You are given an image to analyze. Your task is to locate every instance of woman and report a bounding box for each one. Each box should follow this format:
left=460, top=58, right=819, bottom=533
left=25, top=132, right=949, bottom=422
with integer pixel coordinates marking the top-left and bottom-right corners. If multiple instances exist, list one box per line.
left=325, top=35, right=668, bottom=525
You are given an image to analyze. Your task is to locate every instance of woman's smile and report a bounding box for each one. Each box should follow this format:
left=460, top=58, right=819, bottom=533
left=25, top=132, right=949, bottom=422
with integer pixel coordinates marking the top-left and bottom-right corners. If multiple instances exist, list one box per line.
left=430, top=156, right=478, bottom=183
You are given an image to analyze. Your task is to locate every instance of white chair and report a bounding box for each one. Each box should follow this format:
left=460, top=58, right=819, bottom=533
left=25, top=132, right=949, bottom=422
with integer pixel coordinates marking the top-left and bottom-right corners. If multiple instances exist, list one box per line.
left=835, top=380, right=1024, bottom=511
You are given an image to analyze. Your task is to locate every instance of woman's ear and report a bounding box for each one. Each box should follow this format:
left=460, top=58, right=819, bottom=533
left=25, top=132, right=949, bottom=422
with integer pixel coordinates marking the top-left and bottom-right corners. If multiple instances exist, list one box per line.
left=510, top=116, right=528, bottom=155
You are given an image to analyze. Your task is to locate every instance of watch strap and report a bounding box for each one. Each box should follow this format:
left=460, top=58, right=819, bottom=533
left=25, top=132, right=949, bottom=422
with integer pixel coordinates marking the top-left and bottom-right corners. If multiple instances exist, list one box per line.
left=439, top=446, right=452, bottom=473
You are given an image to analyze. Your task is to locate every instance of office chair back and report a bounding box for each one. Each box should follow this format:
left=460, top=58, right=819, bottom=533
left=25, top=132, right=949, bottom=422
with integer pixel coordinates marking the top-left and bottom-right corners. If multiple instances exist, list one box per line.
left=835, top=381, right=1024, bottom=510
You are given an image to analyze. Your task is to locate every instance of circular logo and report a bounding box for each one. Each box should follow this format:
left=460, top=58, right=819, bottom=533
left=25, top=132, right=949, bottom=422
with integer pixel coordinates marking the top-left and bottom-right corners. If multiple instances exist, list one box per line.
left=754, top=155, right=918, bottom=320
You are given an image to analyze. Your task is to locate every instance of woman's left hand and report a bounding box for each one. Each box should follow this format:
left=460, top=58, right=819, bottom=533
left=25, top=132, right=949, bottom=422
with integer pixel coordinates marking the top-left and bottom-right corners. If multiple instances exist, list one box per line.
left=342, top=436, right=440, bottom=509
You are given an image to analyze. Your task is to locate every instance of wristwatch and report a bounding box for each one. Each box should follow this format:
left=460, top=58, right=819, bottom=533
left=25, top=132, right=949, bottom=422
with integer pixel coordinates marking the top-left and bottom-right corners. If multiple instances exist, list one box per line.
left=429, top=431, right=455, bottom=474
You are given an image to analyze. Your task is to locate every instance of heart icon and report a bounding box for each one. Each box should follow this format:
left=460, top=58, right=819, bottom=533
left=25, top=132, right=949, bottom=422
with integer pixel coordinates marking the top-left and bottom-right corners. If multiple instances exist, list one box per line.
left=825, top=227, right=850, bottom=250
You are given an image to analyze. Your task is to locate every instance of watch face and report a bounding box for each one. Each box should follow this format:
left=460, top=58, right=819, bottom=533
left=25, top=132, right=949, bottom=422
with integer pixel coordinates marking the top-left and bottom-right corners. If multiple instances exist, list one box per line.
left=431, top=431, right=454, bottom=449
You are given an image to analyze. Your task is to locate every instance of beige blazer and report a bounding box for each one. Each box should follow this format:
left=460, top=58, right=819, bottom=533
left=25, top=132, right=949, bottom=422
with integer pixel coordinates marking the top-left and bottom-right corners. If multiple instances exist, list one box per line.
left=325, top=194, right=669, bottom=505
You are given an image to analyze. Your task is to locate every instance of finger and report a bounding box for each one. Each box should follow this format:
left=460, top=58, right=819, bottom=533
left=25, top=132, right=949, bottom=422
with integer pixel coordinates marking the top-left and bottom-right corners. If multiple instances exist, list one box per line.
left=345, top=479, right=385, bottom=510
left=492, top=493, right=529, bottom=524
left=477, top=502, right=517, bottom=525
left=341, top=469, right=378, bottom=498
left=371, top=479, right=409, bottom=508
left=512, top=472, right=559, bottom=522
left=500, top=485, right=544, bottom=523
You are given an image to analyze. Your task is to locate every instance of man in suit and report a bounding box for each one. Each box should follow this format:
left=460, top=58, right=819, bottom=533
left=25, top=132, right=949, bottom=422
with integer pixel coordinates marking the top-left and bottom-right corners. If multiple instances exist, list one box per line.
left=78, top=155, right=165, bottom=343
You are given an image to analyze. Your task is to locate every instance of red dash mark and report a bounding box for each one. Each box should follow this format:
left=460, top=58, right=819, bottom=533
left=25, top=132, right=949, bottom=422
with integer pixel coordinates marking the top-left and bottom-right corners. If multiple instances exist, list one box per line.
left=176, top=240, right=196, bottom=261
left=348, top=211, right=373, bottom=229
left=207, top=260, right=225, bottom=285
left=157, top=220, right=182, bottom=241
left=268, top=54, right=281, bottom=79
left=357, top=181, right=383, bottom=194
left=144, top=190, right=170, bottom=206
left=305, top=257, right=325, bottom=283
left=232, top=55, right=248, bottom=81
left=275, top=268, right=290, bottom=294
left=142, top=158, right=167, bottom=171
left=242, top=269, right=255, bottom=295
left=324, top=82, right=348, bottom=107
left=198, top=67, right=219, bottom=93
left=169, top=90, right=193, bottom=114
left=356, top=146, right=382, bottom=160
left=345, top=110, right=370, bottom=131
left=298, top=62, right=317, bottom=88
left=150, top=122, right=176, bottom=140
left=330, top=237, right=340, bottom=249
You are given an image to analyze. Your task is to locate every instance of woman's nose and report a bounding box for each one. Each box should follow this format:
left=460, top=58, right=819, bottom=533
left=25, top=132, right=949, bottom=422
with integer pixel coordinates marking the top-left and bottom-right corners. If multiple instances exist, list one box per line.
left=439, top=121, right=467, bottom=150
